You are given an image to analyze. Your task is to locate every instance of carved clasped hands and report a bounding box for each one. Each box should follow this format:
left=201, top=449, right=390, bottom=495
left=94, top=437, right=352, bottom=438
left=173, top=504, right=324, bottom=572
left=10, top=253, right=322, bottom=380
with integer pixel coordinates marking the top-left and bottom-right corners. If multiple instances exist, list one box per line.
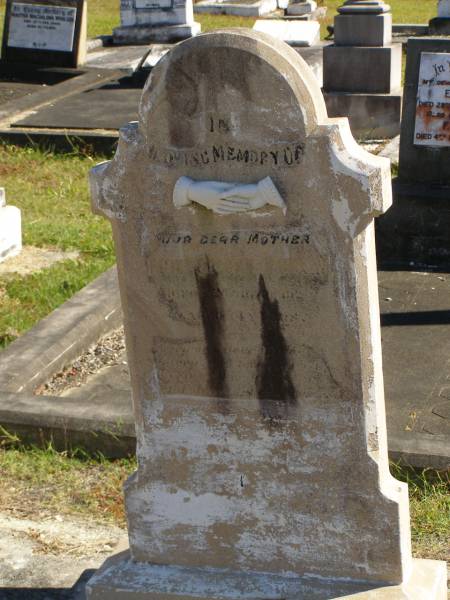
left=173, top=176, right=286, bottom=215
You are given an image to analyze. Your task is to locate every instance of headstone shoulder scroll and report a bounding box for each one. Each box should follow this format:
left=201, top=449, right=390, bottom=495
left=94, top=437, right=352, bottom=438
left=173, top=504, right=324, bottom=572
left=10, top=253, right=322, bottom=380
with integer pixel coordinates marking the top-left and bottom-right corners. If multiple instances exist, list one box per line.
left=87, top=29, right=446, bottom=600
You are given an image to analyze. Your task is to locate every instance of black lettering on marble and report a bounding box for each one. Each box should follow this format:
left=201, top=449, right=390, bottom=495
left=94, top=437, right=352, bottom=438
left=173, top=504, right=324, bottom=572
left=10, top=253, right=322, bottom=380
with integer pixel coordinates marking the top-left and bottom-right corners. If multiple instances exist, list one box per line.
left=194, top=259, right=229, bottom=410
left=256, top=275, right=296, bottom=424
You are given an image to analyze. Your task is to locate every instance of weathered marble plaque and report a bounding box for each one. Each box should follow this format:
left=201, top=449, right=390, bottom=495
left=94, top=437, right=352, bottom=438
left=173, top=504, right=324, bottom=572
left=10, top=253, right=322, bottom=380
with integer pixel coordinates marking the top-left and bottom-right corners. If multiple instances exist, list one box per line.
left=87, top=29, right=447, bottom=600
left=1, top=0, right=86, bottom=67
left=414, top=52, right=450, bottom=147
left=7, top=2, right=76, bottom=51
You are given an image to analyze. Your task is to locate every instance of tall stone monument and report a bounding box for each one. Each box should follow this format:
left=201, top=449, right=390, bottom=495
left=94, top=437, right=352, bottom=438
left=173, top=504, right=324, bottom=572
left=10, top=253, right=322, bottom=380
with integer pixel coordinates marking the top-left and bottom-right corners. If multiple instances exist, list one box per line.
left=86, top=29, right=446, bottom=599
left=323, top=0, right=402, bottom=138
left=429, top=0, right=450, bottom=35
left=113, top=0, right=200, bottom=45
left=377, top=37, right=450, bottom=270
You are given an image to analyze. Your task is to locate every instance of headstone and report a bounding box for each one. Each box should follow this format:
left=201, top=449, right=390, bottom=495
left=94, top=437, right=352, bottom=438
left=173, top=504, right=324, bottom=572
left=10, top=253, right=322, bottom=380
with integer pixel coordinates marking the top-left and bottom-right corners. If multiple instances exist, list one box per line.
left=253, top=19, right=320, bottom=46
left=86, top=29, right=447, bottom=600
left=113, top=0, right=200, bottom=45
left=376, top=37, right=450, bottom=269
left=0, top=189, right=22, bottom=263
left=323, top=0, right=402, bottom=139
left=1, top=0, right=87, bottom=68
left=429, top=0, right=450, bottom=35
left=194, top=0, right=277, bottom=18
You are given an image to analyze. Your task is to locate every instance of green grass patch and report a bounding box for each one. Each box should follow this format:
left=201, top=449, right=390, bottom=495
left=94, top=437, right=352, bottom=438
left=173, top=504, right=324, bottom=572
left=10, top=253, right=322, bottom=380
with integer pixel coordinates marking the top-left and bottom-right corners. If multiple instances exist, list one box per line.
left=391, top=463, right=449, bottom=561
left=0, top=143, right=115, bottom=349
left=0, top=441, right=135, bottom=525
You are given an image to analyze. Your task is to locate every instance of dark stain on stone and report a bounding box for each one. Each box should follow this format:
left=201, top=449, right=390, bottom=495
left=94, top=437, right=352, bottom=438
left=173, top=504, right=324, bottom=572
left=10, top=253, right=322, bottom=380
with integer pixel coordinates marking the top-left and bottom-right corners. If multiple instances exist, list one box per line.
left=195, top=258, right=229, bottom=409
left=256, top=274, right=297, bottom=423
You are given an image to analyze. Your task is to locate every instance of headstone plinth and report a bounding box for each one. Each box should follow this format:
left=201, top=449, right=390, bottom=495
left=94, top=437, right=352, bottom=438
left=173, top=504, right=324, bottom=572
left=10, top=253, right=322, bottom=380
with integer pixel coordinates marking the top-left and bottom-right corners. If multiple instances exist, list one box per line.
left=86, top=29, right=446, bottom=600
left=113, top=0, right=200, bottom=45
left=1, top=0, right=87, bottom=67
left=0, top=188, right=22, bottom=263
left=377, top=37, right=450, bottom=270
left=286, top=0, right=317, bottom=17
left=429, top=0, right=450, bottom=34
left=323, top=0, right=402, bottom=138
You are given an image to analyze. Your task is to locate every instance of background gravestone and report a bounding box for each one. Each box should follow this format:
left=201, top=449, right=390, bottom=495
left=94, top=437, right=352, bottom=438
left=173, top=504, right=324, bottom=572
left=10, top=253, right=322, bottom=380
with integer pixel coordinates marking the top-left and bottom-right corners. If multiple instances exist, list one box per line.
left=113, top=0, right=200, bottom=44
left=86, top=29, right=446, bottom=600
left=1, top=0, right=87, bottom=68
left=377, top=37, right=450, bottom=270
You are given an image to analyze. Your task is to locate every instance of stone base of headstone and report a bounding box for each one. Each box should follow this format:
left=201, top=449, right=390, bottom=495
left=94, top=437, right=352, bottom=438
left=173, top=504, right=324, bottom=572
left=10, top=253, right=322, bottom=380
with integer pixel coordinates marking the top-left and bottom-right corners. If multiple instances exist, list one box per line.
left=0, top=189, right=21, bottom=263
left=113, top=22, right=201, bottom=44
left=324, top=91, right=401, bottom=139
left=253, top=20, right=320, bottom=46
left=286, top=0, right=316, bottom=16
left=428, top=17, right=450, bottom=35
left=193, top=0, right=277, bottom=16
left=323, top=44, right=402, bottom=93
left=376, top=181, right=450, bottom=270
left=86, top=552, right=447, bottom=600
left=334, top=13, right=392, bottom=46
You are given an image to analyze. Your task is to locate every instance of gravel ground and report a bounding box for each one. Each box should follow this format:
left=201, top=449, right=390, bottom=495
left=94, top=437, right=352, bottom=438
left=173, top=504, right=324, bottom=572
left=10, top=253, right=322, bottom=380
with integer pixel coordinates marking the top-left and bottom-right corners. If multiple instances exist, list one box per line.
left=36, top=327, right=127, bottom=396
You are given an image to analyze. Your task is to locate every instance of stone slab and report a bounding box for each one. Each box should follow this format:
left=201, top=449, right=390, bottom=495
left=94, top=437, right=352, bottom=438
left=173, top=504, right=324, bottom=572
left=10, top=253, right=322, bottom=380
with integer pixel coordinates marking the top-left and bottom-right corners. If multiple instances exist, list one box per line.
left=323, top=91, right=401, bottom=139
left=112, top=22, right=201, bottom=45
left=1, top=0, right=87, bottom=68
left=0, top=266, right=122, bottom=394
left=85, top=45, right=152, bottom=73
left=87, top=553, right=447, bottom=600
left=323, top=44, right=402, bottom=94
left=194, top=0, right=277, bottom=16
left=253, top=19, right=320, bottom=45
left=12, top=82, right=141, bottom=130
left=398, top=38, right=450, bottom=186
left=334, top=13, right=392, bottom=46
left=376, top=180, right=450, bottom=270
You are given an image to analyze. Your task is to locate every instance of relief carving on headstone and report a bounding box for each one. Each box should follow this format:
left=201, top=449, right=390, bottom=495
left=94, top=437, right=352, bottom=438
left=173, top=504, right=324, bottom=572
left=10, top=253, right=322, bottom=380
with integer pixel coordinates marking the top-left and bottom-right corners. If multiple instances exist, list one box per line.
left=87, top=29, right=447, bottom=600
left=173, top=176, right=286, bottom=214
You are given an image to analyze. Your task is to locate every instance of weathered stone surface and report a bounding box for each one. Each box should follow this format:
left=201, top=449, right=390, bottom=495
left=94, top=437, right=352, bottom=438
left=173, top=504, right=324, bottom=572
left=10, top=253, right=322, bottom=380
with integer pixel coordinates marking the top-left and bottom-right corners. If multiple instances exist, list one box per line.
left=253, top=19, right=320, bottom=45
left=194, top=0, right=277, bottom=17
left=334, top=13, right=392, bottom=46
left=87, top=553, right=448, bottom=599
left=323, top=44, right=402, bottom=93
left=438, top=0, right=450, bottom=17
left=87, top=29, right=445, bottom=599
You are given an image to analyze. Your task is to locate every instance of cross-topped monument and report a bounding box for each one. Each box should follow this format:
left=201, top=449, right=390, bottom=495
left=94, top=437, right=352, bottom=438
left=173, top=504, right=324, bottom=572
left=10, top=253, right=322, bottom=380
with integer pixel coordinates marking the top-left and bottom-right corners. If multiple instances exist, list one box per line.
left=86, top=29, right=446, bottom=599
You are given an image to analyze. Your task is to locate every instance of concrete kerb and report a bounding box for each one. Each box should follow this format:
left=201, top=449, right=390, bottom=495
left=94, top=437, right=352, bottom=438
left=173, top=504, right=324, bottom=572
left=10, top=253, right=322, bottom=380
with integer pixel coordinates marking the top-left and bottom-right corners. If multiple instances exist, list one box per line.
left=0, top=266, right=134, bottom=457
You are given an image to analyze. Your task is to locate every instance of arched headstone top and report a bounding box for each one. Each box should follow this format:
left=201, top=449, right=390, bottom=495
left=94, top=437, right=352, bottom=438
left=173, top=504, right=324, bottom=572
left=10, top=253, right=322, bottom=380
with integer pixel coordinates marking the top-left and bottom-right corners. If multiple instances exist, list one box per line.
left=91, top=29, right=391, bottom=236
left=139, top=29, right=328, bottom=138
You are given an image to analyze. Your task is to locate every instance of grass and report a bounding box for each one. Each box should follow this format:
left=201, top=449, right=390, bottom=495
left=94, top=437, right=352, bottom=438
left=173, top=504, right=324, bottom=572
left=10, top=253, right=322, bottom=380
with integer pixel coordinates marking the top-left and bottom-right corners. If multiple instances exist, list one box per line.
left=0, top=143, right=115, bottom=348
left=0, top=439, right=447, bottom=562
